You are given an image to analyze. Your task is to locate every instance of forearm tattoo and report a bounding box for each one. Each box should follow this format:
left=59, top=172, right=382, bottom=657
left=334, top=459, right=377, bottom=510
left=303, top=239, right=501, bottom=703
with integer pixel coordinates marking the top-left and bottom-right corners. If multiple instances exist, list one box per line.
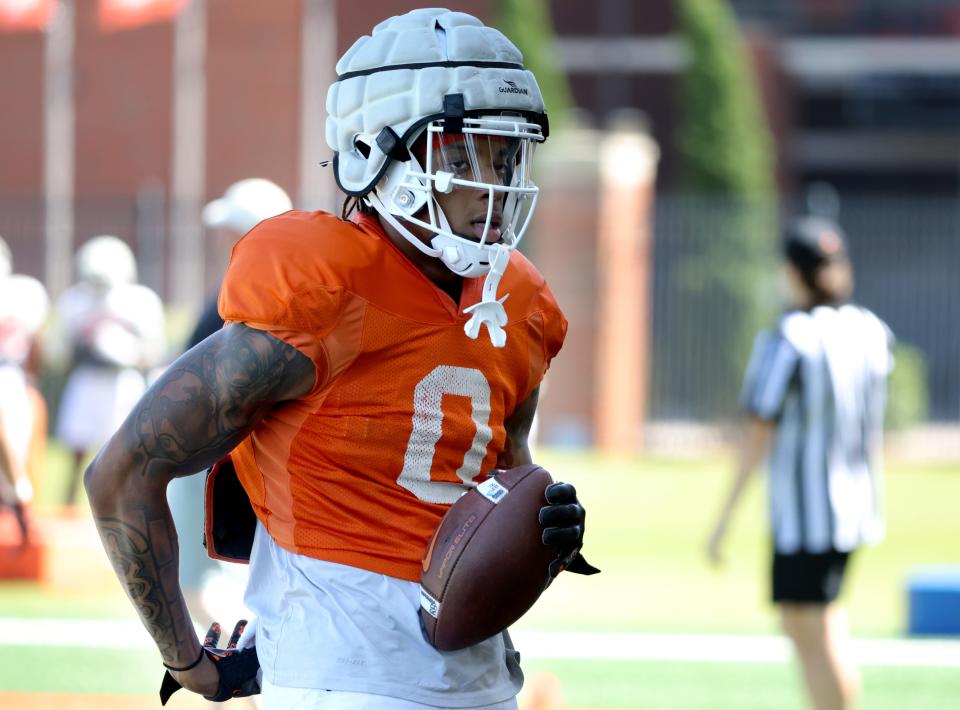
left=99, top=512, right=189, bottom=661
left=92, top=324, right=313, bottom=661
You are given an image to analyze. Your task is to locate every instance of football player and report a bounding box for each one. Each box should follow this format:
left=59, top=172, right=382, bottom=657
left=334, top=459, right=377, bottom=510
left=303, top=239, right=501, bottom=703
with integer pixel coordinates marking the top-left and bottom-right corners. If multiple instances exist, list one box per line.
left=169, top=178, right=293, bottom=623
left=707, top=217, right=893, bottom=710
left=0, top=236, right=50, bottom=539
left=56, top=235, right=166, bottom=506
left=187, top=178, right=294, bottom=349
left=85, top=9, right=596, bottom=708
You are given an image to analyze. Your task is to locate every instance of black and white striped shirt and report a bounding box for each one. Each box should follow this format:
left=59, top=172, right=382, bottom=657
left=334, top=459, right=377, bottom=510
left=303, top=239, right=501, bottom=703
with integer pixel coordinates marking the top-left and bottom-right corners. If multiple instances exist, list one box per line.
left=740, top=304, right=894, bottom=554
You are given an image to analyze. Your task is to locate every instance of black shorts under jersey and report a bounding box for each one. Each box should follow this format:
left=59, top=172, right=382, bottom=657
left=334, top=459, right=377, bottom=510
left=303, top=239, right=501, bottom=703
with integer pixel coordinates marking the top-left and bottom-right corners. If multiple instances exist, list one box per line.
left=772, top=549, right=851, bottom=604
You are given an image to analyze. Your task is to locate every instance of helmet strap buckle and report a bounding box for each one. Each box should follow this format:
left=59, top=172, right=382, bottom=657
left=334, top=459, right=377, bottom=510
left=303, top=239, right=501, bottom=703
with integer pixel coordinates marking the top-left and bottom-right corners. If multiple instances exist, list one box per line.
left=376, top=126, right=410, bottom=162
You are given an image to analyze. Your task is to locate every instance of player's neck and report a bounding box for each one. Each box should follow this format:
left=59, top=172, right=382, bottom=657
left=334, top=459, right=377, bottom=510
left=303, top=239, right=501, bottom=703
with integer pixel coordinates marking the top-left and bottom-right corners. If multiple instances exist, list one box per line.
left=377, top=216, right=464, bottom=303
left=436, top=276, right=462, bottom=304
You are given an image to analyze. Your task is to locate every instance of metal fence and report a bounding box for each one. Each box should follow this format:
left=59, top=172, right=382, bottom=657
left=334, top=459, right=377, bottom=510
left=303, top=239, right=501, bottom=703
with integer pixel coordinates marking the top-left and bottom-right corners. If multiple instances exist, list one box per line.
left=0, top=187, right=213, bottom=312
left=649, top=194, right=960, bottom=423
left=730, top=0, right=960, bottom=34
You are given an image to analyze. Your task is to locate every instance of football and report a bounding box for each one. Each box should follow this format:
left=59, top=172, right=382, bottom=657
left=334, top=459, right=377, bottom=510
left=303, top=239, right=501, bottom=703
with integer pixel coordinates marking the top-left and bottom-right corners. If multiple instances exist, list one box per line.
left=419, top=464, right=558, bottom=651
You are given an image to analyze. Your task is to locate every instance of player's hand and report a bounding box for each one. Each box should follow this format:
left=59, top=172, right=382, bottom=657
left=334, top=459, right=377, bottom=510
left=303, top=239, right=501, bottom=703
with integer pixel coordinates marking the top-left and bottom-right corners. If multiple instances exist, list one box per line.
left=14, top=476, right=32, bottom=504
left=539, top=482, right=600, bottom=577
left=160, top=620, right=260, bottom=705
left=168, top=649, right=219, bottom=699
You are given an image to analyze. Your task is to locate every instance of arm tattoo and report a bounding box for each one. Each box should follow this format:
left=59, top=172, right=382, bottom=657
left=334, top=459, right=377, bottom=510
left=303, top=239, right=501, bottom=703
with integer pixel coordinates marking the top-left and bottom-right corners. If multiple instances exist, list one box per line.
left=99, top=511, right=191, bottom=661
left=89, top=323, right=314, bottom=662
left=130, top=324, right=313, bottom=478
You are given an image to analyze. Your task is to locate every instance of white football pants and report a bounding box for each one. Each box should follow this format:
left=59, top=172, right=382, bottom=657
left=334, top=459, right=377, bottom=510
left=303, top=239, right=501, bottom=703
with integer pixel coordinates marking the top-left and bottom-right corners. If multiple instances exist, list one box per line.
left=261, top=678, right=519, bottom=710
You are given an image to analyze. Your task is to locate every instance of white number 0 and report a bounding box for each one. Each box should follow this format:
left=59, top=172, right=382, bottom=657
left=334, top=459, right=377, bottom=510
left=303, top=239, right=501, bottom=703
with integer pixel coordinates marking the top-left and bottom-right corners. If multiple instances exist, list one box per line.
left=396, top=365, right=493, bottom=504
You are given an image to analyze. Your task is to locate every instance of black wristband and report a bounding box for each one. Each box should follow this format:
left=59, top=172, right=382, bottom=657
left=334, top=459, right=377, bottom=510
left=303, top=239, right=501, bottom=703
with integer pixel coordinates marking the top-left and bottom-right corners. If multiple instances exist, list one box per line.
left=162, top=646, right=206, bottom=672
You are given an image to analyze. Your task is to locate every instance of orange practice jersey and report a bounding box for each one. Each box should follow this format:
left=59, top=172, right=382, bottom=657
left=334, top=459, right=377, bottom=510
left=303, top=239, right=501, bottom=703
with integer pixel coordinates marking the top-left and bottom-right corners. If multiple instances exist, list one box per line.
left=219, top=211, right=566, bottom=582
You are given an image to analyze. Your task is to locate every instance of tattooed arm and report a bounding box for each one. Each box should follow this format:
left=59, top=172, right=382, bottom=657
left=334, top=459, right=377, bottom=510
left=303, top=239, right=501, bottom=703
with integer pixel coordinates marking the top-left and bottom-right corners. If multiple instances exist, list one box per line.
left=84, top=323, right=315, bottom=695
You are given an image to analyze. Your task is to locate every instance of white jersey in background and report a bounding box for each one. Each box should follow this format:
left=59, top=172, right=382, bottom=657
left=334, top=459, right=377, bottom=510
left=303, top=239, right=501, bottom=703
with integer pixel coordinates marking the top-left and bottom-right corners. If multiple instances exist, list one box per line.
left=56, top=281, right=166, bottom=450
left=0, top=274, right=49, bottom=473
left=56, top=281, right=166, bottom=369
left=740, top=304, right=894, bottom=554
left=0, top=274, right=48, bottom=367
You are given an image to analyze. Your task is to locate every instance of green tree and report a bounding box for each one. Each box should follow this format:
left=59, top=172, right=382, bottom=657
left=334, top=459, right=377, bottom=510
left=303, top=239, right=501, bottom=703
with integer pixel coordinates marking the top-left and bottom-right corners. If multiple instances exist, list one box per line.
left=493, top=0, right=573, bottom=126
left=677, top=0, right=773, bottom=197
left=673, top=0, right=777, bottom=417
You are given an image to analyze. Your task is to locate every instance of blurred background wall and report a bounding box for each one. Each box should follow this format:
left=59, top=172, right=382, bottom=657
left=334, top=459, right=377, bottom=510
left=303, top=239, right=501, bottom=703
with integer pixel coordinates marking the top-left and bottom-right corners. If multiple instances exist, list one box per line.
left=0, top=0, right=957, bottom=451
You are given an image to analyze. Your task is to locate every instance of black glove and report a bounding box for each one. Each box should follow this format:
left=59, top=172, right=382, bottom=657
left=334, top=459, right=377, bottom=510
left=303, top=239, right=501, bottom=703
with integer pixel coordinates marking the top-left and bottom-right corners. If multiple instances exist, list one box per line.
left=160, top=620, right=260, bottom=705
left=539, top=482, right=601, bottom=578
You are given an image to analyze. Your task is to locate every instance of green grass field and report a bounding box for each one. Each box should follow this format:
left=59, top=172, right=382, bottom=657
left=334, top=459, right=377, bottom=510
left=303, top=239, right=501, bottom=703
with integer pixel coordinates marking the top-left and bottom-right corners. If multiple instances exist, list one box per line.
left=519, top=658, right=960, bottom=710
left=517, top=450, right=960, bottom=709
left=1, top=444, right=959, bottom=709
left=1, top=648, right=956, bottom=710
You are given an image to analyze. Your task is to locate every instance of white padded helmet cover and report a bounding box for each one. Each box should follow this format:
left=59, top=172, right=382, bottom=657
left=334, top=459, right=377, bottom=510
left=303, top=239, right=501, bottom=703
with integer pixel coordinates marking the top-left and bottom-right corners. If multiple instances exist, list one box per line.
left=327, top=8, right=546, bottom=195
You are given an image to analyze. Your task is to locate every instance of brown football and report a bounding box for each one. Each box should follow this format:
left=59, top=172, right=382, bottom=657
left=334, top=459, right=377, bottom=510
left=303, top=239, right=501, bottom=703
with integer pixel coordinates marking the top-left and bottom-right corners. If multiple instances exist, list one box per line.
left=419, top=464, right=558, bottom=651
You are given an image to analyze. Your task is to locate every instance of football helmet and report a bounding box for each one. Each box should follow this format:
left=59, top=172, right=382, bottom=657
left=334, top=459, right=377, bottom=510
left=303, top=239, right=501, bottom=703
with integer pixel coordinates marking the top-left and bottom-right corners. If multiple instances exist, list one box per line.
left=203, top=178, right=293, bottom=236
left=76, top=235, right=137, bottom=287
left=326, top=9, right=548, bottom=347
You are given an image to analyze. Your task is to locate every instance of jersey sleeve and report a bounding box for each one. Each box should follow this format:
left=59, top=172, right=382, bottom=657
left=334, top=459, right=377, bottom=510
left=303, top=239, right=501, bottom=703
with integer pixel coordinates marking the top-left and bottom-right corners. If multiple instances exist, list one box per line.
left=540, top=281, right=567, bottom=374
left=218, top=213, right=345, bottom=391
left=739, top=328, right=799, bottom=420
left=520, top=280, right=567, bottom=407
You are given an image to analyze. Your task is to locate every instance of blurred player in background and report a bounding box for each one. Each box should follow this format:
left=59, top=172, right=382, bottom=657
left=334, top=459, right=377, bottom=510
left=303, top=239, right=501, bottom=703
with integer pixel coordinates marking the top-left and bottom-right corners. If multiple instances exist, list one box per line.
left=85, top=8, right=596, bottom=707
left=707, top=216, right=894, bottom=710
left=56, top=235, right=166, bottom=506
left=186, top=178, right=293, bottom=348
left=0, top=235, right=49, bottom=537
left=169, top=177, right=292, bottom=622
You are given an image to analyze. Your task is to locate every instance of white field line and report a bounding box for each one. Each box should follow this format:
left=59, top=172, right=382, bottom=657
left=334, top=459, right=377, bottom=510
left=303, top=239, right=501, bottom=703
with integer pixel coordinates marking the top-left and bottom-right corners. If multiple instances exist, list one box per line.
left=1, top=619, right=959, bottom=668
left=0, top=619, right=203, bottom=650
left=511, top=630, right=960, bottom=668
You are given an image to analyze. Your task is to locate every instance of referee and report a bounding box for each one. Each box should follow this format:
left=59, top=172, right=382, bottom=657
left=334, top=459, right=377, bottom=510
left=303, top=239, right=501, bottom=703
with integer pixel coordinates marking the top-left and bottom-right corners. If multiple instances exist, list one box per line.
left=707, top=216, right=894, bottom=710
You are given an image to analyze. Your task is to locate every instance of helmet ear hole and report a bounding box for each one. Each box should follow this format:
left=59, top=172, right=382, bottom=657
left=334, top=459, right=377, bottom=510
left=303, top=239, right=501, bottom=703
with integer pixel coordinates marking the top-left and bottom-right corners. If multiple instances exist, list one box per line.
left=354, top=137, right=372, bottom=159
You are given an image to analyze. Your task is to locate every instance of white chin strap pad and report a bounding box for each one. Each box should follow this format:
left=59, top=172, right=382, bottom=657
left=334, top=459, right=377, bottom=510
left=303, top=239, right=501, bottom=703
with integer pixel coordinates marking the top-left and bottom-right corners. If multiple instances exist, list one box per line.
left=431, top=233, right=493, bottom=279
